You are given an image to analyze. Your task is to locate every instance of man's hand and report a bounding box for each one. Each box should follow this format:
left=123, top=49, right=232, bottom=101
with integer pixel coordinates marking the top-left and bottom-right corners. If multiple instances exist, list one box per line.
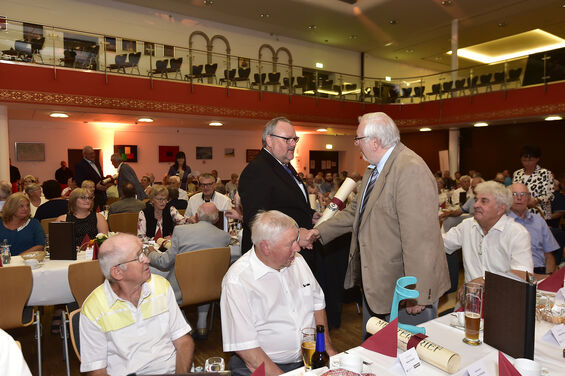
left=312, top=211, right=322, bottom=224
left=299, top=228, right=320, bottom=249
left=404, top=300, right=425, bottom=315
left=95, top=182, right=108, bottom=191
left=225, top=209, right=243, bottom=220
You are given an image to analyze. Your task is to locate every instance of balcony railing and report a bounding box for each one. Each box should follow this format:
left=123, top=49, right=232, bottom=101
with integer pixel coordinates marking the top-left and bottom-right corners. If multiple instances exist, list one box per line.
left=1, top=18, right=563, bottom=104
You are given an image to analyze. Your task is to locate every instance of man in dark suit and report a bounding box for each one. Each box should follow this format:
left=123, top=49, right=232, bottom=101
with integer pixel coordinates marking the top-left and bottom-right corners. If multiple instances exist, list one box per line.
left=238, top=117, right=317, bottom=263
left=111, top=153, right=147, bottom=200
left=75, top=146, right=108, bottom=211
left=108, top=182, right=147, bottom=216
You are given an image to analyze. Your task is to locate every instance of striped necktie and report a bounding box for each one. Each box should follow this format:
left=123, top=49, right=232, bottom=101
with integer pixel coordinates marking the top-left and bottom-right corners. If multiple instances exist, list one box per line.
left=360, top=168, right=379, bottom=213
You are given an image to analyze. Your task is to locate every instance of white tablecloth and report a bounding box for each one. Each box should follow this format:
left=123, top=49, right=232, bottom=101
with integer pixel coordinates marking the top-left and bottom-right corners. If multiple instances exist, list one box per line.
left=284, top=314, right=564, bottom=376
left=8, top=254, right=87, bottom=306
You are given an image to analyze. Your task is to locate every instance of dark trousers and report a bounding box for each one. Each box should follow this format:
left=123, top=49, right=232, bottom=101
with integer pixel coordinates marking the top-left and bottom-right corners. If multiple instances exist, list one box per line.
left=228, top=353, right=303, bottom=376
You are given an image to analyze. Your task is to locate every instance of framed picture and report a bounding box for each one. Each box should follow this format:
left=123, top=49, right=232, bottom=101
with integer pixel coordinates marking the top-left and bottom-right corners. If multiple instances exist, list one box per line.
left=122, top=39, right=137, bottom=52
left=196, top=146, right=212, bottom=160
left=105, top=37, right=116, bottom=52
left=144, top=41, right=155, bottom=56
left=224, top=148, right=235, bottom=157
left=114, top=145, right=138, bottom=162
left=238, top=57, right=250, bottom=69
left=16, top=142, right=45, bottom=161
left=159, top=146, right=179, bottom=162
left=164, top=45, right=174, bottom=57
left=246, top=149, right=260, bottom=163
left=0, top=16, right=7, bottom=32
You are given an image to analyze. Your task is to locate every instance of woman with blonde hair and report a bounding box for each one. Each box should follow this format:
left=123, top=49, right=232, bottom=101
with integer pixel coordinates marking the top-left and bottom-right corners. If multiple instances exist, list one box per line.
left=138, top=185, right=186, bottom=239
left=25, top=183, right=46, bottom=217
left=56, top=188, right=108, bottom=249
left=0, top=193, right=45, bottom=256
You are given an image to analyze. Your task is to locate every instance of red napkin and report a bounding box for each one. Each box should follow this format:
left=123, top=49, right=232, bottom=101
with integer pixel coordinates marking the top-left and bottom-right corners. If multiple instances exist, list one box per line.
left=538, top=267, right=565, bottom=292
left=81, top=234, right=91, bottom=247
left=251, top=362, right=265, bottom=376
left=361, top=317, right=398, bottom=358
left=498, top=351, right=521, bottom=376
left=92, top=242, right=99, bottom=260
left=153, top=227, right=162, bottom=242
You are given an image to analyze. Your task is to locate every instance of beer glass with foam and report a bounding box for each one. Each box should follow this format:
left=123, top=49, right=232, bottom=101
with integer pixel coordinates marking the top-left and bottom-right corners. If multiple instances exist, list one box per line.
left=301, top=328, right=316, bottom=370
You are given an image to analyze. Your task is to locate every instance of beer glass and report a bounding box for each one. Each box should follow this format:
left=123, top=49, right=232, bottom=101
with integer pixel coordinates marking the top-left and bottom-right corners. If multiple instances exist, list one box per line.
left=301, top=328, right=316, bottom=370
left=463, top=282, right=483, bottom=345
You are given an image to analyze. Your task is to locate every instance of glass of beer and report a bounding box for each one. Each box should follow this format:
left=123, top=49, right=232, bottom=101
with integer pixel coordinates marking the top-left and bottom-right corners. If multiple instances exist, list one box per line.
left=463, top=282, right=483, bottom=345
left=301, top=327, right=316, bottom=370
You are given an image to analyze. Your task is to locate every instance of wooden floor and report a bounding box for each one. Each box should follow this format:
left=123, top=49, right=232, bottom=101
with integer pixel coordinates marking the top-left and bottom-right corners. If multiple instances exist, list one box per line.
left=11, top=289, right=459, bottom=375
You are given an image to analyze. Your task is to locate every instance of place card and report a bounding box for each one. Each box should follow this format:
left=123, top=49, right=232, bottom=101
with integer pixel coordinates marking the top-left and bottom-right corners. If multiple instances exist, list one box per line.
left=398, top=347, right=422, bottom=375
left=466, top=360, right=491, bottom=376
left=550, top=324, right=565, bottom=347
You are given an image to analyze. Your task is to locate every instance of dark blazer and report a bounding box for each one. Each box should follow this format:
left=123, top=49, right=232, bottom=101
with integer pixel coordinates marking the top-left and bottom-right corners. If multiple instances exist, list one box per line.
left=238, top=148, right=313, bottom=252
left=117, top=163, right=147, bottom=200
left=74, top=158, right=106, bottom=209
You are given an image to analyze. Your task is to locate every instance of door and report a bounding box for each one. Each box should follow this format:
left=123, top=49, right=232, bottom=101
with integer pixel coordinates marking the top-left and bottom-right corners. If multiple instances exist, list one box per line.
left=309, top=150, right=338, bottom=176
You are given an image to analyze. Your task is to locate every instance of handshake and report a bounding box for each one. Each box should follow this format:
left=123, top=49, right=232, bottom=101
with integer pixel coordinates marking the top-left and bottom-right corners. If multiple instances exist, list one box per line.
left=298, top=228, right=322, bottom=249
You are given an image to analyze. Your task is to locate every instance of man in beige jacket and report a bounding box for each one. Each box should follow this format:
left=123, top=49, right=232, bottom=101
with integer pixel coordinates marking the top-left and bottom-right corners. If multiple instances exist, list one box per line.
left=302, top=112, right=450, bottom=335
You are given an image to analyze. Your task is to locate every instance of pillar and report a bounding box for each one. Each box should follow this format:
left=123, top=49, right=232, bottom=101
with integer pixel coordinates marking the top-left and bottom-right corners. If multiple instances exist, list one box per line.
left=0, top=105, right=9, bottom=181
left=451, top=19, right=458, bottom=82
left=448, top=128, right=460, bottom=177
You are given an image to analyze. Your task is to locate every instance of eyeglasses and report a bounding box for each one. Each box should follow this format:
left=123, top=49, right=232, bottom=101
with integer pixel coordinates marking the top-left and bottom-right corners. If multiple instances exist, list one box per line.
left=154, top=197, right=168, bottom=202
left=78, top=196, right=94, bottom=200
left=115, top=250, right=146, bottom=267
left=200, top=182, right=214, bottom=187
left=270, top=134, right=300, bottom=144
left=353, top=136, right=368, bottom=145
left=512, top=192, right=531, bottom=197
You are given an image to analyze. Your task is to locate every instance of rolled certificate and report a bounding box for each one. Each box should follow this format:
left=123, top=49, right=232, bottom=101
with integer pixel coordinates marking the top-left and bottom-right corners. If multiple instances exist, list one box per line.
left=314, top=177, right=357, bottom=227
left=308, top=194, right=318, bottom=211
left=366, top=317, right=461, bottom=374
left=102, top=174, right=119, bottom=185
left=156, top=238, right=171, bottom=249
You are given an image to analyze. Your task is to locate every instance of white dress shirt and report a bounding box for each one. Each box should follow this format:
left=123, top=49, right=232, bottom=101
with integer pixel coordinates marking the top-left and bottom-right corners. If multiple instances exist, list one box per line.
left=0, top=329, right=32, bottom=376
left=221, top=248, right=325, bottom=363
left=443, top=214, right=533, bottom=283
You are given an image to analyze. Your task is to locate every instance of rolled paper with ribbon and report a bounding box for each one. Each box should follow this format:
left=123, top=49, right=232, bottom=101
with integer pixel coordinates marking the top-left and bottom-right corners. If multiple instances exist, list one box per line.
left=102, top=174, right=119, bottom=185
left=314, top=177, right=357, bottom=227
left=308, top=194, right=317, bottom=211
left=155, top=238, right=171, bottom=250
left=366, top=317, right=461, bottom=374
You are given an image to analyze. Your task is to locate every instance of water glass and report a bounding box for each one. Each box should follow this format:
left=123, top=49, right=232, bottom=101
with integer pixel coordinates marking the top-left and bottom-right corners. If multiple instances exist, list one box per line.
left=204, top=356, right=225, bottom=372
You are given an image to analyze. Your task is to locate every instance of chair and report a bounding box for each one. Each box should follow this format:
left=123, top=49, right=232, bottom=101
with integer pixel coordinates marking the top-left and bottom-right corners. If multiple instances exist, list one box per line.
left=123, top=52, right=141, bottom=74
left=60, top=49, right=76, bottom=67
left=294, top=76, right=307, bottom=93
left=201, top=63, right=218, bottom=83
left=166, top=57, right=183, bottom=79
left=68, top=309, right=81, bottom=362
left=508, top=68, right=522, bottom=82
left=30, top=37, right=45, bottom=63
left=108, top=53, right=127, bottom=73
left=14, top=40, right=33, bottom=61
left=40, top=217, right=57, bottom=236
left=233, top=67, right=251, bottom=87
left=401, top=87, right=412, bottom=98
left=265, top=72, right=281, bottom=90
left=413, top=86, right=425, bottom=98
left=442, top=81, right=453, bottom=96
left=150, top=59, right=169, bottom=78
left=251, top=73, right=267, bottom=89
left=184, top=64, right=203, bottom=81
left=0, top=266, right=42, bottom=376
left=466, top=76, right=479, bottom=94
left=427, top=83, right=441, bottom=99
left=219, top=68, right=236, bottom=85
left=107, top=212, right=139, bottom=234
left=175, top=247, right=230, bottom=330
left=280, top=77, right=294, bottom=93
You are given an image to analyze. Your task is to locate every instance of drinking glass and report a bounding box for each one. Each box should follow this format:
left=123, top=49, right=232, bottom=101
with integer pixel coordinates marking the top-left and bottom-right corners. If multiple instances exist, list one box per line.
left=463, top=282, right=483, bottom=345
left=204, top=356, right=225, bottom=372
left=301, top=327, right=316, bottom=370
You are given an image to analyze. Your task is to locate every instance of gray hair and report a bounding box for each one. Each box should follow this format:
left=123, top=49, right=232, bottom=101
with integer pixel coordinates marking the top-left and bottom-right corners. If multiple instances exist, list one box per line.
left=460, top=175, right=471, bottom=182
left=25, top=183, right=41, bottom=195
left=474, top=181, right=513, bottom=210
left=197, top=203, right=219, bottom=223
left=251, top=210, right=298, bottom=247
left=98, top=233, right=140, bottom=281
left=149, top=185, right=168, bottom=200
left=262, top=117, right=292, bottom=147
left=359, top=112, right=400, bottom=149
left=110, top=153, right=123, bottom=163
left=82, top=145, right=94, bottom=156
left=0, top=180, right=11, bottom=200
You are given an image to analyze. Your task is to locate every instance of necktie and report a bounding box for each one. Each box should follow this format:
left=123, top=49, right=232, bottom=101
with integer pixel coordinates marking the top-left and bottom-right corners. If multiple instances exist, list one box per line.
left=282, top=164, right=295, bottom=179
left=360, top=168, right=379, bottom=214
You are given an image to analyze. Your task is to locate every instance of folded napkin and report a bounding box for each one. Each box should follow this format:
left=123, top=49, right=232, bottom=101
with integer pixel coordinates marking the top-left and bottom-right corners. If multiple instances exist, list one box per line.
left=92, top=241, right=99, bottom=260
left=537, top=267, right=565, bottom=292
left=498, top=351, right=521, bottom=376
left=153, top=227, right=162, bottom=242
left=361, top=317, right=398, bottom=357
left=251, top=362, right=265, bottom=376
left=81, top=234, right=91, bottom=248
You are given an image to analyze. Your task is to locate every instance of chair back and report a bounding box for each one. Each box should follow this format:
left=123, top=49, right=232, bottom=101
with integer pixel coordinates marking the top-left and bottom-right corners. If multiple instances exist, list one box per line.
left=15, top=40, right=32, bottom=55
left=175, top=247, right=230, bottom=307
left=115, top=54, right=127, bottom=65
left=68, top=260, right=105, bottom=307
left=156, top=59, right=168, bottom=72
left=41, top=217, right=58, bottom=236
left=107, top=212, right=139, bottom=234
left=192, top=65, right=203, bottom=75
left=170, top=58, right=182, bottom=71
left=129, top=52, right=141, bottom=65
left=238, top=67, right=251, bottom=78
left=68, top=309, right=81, bottom=361
left=0, top=266, right=33, bottom=329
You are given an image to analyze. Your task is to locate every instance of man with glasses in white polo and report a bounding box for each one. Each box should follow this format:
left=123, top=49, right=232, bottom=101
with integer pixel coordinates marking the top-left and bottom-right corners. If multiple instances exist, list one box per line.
left=184, top=172, right=233, bottom=223
left=79, top=233, right=194, bottom=375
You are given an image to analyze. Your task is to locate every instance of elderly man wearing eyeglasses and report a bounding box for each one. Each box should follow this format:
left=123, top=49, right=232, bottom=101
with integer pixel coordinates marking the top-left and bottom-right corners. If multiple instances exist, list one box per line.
left=80, top=233, right=194, bottom=376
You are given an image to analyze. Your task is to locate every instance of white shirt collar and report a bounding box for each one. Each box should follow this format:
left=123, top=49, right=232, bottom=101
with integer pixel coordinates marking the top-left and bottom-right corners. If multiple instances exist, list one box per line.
left=472, top=213, right=511, bottom=235
left=249, top=246, right=288, bottom=279
left=104, top=276, right=152, bottom=308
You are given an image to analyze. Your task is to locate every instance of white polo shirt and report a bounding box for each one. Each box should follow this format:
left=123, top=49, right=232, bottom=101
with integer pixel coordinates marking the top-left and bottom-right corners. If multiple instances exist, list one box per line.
left=443, top=214, right=533, bottom=283
left=184, top=192, right=233, bottom=218
left=221, top=248, right=325, bottom=363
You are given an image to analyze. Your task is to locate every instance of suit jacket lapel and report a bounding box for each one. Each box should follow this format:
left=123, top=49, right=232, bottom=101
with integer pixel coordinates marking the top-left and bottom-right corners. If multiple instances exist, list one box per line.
left=262, top=149, right=308, bottom=205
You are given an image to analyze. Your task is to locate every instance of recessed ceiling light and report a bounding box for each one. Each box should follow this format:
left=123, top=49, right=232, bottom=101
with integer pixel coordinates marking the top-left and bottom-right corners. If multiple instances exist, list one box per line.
left=349, top=35, right=358, bottom=40
left=317, top=128, right=327, bottom=132
left=389, top=20, right=397, bottom=25
left=259, top=13, right=270, bottom=19
left=137, top=117, right=153, bottom=123
left=405, top=49, right=414, bottom=54
left=474, top=122, right=488, bottom=127
left=441, top=0, right=453, bottom=6
left=307, top=25, right=317, bottom=31
left=385, top=76, right=391, bottom=81
left=209, top=121, right=223, bottom=127
left=545, top=115, right=562, bottom=121
left=419, top=127, right=431, bottom=132
left=315, top=62, right=324, bottom=68
left=325, top=144, right=333, bottom=150
left=203, top=0, right=214, bottom=6
left=497, top=22, right=507, bottom=28
left=49, top=112, right=69, bottom=118
left=384, top=42, right=393, bottom=47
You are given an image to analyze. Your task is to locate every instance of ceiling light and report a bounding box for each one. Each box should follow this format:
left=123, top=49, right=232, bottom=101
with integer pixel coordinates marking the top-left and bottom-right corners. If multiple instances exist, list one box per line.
left=389, top=20, right=397, bottom=25
left=474, top=122, right=488, bottom=127
left=317, top=128, right=327, bottom=132
left=259, top=13, right=270, bottom=18
left=209, top=121, right=223, bottom=127
left=545, top=115, right=562, bottom=121
left=325, top=144, right=333, bottom=150
left=441, top=0, right=453, bottom=5
left=419, top=127, right=431, bottom=132
left=498, top=22, right=507, bottom=28
left=137, top=117, right=153, bottom=123
left=307, top=25, right=317, bottom=31
left=447, top=29, right=565, bottom=64
left=315, top=62, right=324, bottom=68
left=385, top=76, right=391, bottom=81
left=349, top=35, right=358, bottom=40
left=405, top=49, right=414, bottom=54
left=49, top=112, right=69, bottom=118
left=384, top=42, right=393, bottom=47
left=203, top=0, right=214, bottom=6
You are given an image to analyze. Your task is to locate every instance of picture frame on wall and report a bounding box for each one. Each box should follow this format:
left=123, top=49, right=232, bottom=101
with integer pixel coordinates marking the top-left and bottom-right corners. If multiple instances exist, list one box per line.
left=122, top=39, right=137, bottom=52
left=164, top=45, right=174, bottom=57
left=16, top=142, right=45, bottom=161
left=159, top=145, right=179, bottom=162
left=0, top=16, right=7, bottom=32
left=114, top=145, right=138, bottom=162
left=144, top=41, right=155, bottom=56
left=238, top=57, right=250, bottom=69
left=105, top=36, right=116, bottom=52
left=196, top=146, right=213, bottom=160
left=224, top=148, right=235, bottom=157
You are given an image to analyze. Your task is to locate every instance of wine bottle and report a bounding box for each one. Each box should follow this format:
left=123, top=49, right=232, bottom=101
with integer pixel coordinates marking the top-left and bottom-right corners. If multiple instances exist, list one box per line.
left=311, top=325, right=329, bottom=369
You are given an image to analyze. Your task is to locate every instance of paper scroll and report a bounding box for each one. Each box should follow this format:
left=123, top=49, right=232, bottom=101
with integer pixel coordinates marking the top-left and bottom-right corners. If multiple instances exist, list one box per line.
left=366, top=317, right=461, bottom=374
left=314, top=177, right=357, bottom=227
left=155, top=238, right=171, bottom=250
